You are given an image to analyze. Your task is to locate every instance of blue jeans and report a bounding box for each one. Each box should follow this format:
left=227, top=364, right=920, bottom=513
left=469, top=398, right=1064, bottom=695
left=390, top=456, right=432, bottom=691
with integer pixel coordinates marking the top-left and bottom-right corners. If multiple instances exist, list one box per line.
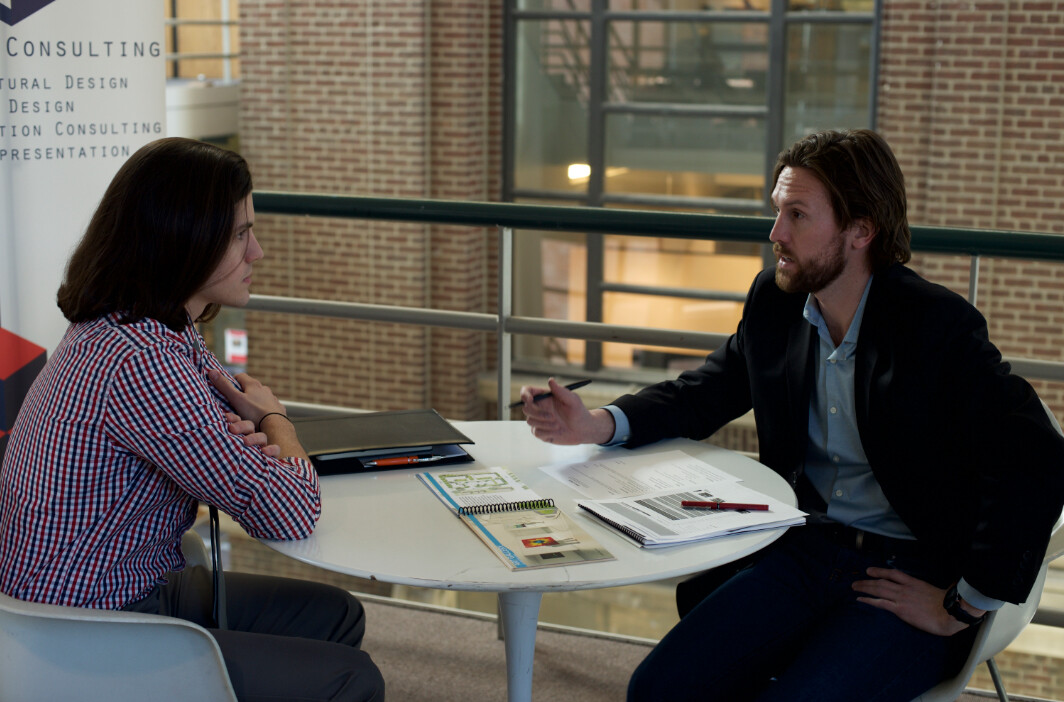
left=628, top=527, right=978, bottom=702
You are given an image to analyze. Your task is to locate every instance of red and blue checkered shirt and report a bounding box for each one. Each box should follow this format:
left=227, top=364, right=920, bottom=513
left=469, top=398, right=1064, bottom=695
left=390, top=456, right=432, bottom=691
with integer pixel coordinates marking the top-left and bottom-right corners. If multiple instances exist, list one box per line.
left=0, top=313, right=321, bottom=609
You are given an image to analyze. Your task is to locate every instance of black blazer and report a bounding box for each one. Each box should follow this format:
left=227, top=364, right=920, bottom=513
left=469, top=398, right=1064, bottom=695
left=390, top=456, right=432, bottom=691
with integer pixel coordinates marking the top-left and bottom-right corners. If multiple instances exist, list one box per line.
left=614, top=264, right=1064, bottom=603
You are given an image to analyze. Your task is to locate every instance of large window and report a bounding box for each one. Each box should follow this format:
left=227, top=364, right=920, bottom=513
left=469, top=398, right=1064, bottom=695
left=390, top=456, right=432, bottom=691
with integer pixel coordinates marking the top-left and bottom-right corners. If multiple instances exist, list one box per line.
left=505, top=0, right=879, bottom=373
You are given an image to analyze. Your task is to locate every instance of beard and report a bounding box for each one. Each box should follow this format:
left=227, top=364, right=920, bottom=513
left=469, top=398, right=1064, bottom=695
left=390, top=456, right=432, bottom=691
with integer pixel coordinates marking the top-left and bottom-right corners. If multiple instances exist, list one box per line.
left=773, top=237, right=846, bottom=294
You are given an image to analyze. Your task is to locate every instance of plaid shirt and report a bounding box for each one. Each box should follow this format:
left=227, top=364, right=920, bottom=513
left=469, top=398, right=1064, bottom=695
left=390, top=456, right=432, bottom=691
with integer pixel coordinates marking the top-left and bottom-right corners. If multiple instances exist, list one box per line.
left=0, top=313, right=320, bottom=609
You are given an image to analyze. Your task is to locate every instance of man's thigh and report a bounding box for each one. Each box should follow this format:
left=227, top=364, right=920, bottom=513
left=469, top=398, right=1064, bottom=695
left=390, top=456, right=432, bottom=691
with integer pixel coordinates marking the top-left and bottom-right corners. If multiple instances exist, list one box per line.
left=211, top=627, right=385, bottom=702
left=160, top=568, right=383, bottom=702
left=162, top=567, right=366, bottom=646
left=757, top=594, right=978, bottom=702
left=629, top=530, right=837, bottom=702
left=221, top=571, right=367, bottom=646
left=629, top=528, right=978, bottom=702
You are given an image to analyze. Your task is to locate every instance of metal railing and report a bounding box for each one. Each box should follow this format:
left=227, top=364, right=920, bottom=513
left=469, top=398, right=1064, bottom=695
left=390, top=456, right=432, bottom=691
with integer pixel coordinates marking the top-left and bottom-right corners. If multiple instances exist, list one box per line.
left=249, top=191, right=1064, bottom=421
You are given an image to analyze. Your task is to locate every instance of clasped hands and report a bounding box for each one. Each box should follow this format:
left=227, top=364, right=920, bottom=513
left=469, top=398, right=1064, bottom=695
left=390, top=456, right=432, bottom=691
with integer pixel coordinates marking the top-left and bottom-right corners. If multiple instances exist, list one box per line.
left=209, top=369, right=286, bottom=458
left=853, top=568, right=984, bottom=637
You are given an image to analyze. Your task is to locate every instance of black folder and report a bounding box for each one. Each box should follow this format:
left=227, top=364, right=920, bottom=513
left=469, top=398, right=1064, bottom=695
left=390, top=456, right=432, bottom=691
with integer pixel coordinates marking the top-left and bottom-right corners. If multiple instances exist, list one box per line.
left=291, top=409, right=475, bottom=475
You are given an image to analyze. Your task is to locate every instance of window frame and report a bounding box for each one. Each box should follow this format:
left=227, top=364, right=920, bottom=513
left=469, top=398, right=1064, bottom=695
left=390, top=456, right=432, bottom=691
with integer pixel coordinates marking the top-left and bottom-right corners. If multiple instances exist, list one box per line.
left=503, top=0, right=881, bottom=371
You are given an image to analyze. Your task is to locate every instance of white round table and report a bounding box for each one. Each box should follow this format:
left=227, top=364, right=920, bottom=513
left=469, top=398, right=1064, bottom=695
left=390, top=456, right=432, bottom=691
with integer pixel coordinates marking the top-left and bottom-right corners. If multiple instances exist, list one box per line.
left=263, top=420, right=796, bottom=702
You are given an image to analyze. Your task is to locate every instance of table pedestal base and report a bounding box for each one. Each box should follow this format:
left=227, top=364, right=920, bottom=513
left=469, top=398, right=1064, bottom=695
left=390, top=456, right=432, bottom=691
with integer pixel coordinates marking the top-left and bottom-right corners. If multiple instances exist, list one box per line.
left=498, top=591, right=543, bottom=702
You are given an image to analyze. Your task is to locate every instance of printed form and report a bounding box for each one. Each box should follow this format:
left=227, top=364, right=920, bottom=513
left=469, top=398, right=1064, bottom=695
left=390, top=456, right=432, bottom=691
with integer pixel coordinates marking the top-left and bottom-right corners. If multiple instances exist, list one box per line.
left=539, top=449, right=743, bottom=500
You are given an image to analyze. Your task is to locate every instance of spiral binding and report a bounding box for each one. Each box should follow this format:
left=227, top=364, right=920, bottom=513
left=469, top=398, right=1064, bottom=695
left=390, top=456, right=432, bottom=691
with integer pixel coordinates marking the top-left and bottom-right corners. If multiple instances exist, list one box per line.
left=578, top=504, right=646, bottom=544
left=457, top=498, right=555, bottom=516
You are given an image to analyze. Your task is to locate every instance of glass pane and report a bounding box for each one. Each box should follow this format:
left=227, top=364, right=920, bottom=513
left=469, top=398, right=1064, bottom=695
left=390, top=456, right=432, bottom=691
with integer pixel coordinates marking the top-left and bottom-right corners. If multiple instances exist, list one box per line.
left=783, top=22, right=873, bottom=140
left=514, top=20, right=591, bottom=194
left=511, top=228, right=589, bottom=365
left=597, top=236, right=760, bottom=369
left=523, top=233, right=762, bottom=369
left=609, top=0, right=770, bottom=10
left=609, top=21, right=768, bottom=106
left=604, top=113, right=765, bottom=206
left=788, top=0, right=874, bottom=11
left=511, top=198, right=589, bottom=364
left=517, top=0, right=592, bottom=11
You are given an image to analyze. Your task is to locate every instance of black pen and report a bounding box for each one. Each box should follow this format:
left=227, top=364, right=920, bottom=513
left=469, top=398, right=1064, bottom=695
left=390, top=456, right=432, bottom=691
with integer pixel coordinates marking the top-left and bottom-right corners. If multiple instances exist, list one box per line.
left=508, top=379, right=592, bottom=409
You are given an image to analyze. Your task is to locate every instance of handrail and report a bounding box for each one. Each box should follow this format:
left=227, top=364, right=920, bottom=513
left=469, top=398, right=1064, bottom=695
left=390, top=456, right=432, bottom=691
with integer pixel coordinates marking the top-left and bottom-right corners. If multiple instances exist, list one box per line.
left=254, top=191, right=1064, bottom=261
left=254, top=192, right=769, bottom=240
left=248, top=294, right=732, bottom=350
left=248, top=191, right=1064, bottom=414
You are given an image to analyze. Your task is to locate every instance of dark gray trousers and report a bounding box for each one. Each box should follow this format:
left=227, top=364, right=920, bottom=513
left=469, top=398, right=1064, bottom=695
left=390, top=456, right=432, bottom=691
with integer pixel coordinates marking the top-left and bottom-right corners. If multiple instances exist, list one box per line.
left=125, top=566, right=385, bottom=702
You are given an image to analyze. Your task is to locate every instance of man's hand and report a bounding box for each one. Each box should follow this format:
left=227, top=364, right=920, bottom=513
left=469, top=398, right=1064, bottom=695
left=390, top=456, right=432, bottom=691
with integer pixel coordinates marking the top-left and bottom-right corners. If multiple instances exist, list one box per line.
left=518, top=377, right=615, bottom=445
left=853, top=567, right=984, bottom=636
left=224, top=412, right=281, bottom=458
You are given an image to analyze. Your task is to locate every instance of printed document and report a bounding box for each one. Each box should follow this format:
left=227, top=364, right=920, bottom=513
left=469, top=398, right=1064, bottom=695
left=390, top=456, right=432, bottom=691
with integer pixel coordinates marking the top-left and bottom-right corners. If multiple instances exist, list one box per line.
left=539, top=450, right=805, bottom=548
left=540, top=449, right=742, bottom=499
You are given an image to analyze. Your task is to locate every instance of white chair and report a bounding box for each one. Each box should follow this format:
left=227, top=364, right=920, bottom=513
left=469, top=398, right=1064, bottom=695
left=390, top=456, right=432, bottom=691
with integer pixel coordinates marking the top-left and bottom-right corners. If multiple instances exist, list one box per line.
left=0, top=531, right=237, bottom=702
left=912, top=514, right=1064, bottom=702
left=183, top=524, right=213, bottom=570
left=913, top=401, right=1064, bottom=702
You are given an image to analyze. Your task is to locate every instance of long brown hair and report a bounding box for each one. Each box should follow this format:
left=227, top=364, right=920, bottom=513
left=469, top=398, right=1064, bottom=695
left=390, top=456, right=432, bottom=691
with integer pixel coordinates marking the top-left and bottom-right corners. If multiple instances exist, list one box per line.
left=57, top=137, right=253, bottom=330
left=773, top=129, right=912, bottom=270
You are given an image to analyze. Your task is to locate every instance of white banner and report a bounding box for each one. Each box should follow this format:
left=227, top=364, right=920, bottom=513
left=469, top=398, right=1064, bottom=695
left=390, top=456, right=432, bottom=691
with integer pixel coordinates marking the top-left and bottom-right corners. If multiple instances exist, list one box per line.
left=0, top=0, right=165, bottom=351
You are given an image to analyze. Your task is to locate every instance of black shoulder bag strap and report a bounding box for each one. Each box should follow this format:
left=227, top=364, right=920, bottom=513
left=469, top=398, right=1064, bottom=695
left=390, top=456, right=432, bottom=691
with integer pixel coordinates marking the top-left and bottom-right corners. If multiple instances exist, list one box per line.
left=191, top=332, right=228, bottom=630
left=208, top=504, right=228, bottom=629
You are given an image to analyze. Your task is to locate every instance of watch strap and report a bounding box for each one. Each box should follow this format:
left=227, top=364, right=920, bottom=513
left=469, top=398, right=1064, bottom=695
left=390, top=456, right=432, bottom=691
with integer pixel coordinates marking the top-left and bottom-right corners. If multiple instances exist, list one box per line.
left=943, top=583, right=985, bottom=626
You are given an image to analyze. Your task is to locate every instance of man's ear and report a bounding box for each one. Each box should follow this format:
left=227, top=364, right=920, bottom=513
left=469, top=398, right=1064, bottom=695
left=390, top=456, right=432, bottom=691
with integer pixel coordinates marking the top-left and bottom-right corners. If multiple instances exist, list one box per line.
left=849, top=218, right=876, bottom=251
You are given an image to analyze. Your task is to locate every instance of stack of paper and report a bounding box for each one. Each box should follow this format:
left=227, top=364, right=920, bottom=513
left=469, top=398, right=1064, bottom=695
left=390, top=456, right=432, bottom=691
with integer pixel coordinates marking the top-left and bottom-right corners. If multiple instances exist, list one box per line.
left=540, top=450, right=806, bottom=548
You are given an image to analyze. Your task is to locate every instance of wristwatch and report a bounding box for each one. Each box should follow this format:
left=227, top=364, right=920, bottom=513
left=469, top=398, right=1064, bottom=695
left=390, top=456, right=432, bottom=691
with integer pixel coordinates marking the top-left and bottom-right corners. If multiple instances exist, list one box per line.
left=943, top=583, right=986, bottom=626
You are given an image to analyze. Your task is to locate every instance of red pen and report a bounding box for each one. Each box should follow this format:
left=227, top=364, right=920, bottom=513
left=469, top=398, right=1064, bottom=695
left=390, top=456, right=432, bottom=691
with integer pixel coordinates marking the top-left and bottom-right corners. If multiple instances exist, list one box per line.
left=364, top=455, right=445, bottom=467
left=681, top=501, right=769, bottom=511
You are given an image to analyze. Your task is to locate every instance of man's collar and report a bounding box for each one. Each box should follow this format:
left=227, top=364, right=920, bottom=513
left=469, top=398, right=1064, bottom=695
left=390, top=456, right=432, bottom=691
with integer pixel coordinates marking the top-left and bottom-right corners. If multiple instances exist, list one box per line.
left=803, top=277, right=874, bottom=352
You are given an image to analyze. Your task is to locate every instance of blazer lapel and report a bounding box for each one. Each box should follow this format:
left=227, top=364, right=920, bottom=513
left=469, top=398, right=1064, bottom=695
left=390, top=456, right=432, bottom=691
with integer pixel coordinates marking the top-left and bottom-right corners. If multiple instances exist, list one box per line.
left=785, top=313, right=816, bottom=467
left=854, top=274, right=886, bottom=442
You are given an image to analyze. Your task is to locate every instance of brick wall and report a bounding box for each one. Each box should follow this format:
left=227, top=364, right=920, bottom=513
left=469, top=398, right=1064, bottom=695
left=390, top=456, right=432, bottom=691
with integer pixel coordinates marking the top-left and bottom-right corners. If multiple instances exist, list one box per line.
left=239, top=0, right=503, bottom=418
left=427, top=0, right=493, bottom=418
left=878, top=0, right=1064, bottom=417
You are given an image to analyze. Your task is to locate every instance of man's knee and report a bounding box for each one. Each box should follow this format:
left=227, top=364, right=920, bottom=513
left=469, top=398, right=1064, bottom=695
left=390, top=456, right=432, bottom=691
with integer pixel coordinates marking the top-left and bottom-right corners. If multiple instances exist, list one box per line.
left=627, top=659, right=655, bottom=702
left=312, top=585, right=367, bottom=647
left=627, top=652, right=682, bottom=702
left=334, top=650, right=385, bottom=702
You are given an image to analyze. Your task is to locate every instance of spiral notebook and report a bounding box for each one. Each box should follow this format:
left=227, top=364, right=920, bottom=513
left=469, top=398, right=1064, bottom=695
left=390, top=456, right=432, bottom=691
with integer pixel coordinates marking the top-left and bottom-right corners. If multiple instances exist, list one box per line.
left=417, top=467, right=614, bottom=570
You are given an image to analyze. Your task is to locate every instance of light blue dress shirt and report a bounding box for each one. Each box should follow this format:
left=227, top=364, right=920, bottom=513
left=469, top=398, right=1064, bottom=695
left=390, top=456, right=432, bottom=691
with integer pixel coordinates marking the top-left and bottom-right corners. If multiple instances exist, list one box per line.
left=802, top=280, right=913, bottom=539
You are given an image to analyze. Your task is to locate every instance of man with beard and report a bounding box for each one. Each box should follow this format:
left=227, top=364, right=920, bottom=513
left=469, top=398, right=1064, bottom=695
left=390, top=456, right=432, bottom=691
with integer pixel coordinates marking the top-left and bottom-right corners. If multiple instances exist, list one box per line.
left=516, top=128, right=1064, bottom=701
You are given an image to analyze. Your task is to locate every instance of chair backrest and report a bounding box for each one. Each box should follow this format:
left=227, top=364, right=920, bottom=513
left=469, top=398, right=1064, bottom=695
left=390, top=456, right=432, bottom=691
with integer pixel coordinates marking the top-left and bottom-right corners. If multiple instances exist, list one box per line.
left=183, top=527, right=213, bottom=570
left=912, top=551, right=1051, bottom=702
left=0, top=583, right=237, bottom=701
left=912, top=399, right=1064, bottom=702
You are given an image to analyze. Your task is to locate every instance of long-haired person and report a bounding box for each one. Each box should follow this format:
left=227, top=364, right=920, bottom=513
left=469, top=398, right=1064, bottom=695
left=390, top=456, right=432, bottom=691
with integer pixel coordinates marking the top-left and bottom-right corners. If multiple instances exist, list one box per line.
left=0, top=138, right=384, bottom=702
